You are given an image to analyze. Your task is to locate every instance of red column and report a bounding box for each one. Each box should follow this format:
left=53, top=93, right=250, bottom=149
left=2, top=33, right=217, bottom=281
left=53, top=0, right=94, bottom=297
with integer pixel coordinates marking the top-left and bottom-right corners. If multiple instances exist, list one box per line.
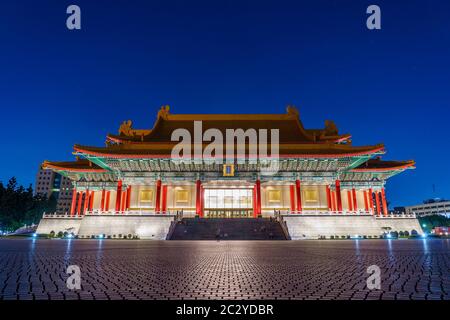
left=375, top=191, right=381, bottom=216
left=381, top=188, right=388, bottom=217
left=70, top=188, right=77, bottom=216
left=105, top=191, right=111, bottom=211
left=289, top=185, right=296, bottom=212
left=253, top=185, right=258, bottom=217
left=115, top=180, right=122, bottom=212
left=352, top=188, right=358, bottom=212
left=76, top=192, right=83, bottom=216
left=200, top=186, right=205, bottom=217
left=347, top=190, right=353, bottom=212
left=363, top=190, right=369, bottom=212
left=195, top=180, right=201, bottom=216
left=121, top=190, right=127, bottom=212
left=126, top=186, right=132, bottom=211
left=295, top=179, right=302, bottom=213
left=89, top=191, right=94, bottom=211
left=368, top=188, right=374, bottom=214
left=331, top=190, right=336, bottom=212
left=161, top=185, right=168, bottom=213
left=256, top=179, right=262, bottom=216
left=155, top=180, right=162, bottom=213
left=83, top=191, right=89, bottom=214
left=100, top=189, right=106, bottom=212
left=326, top=185, right=332, bottom=211
left=335, top=180, right=342, bottom=212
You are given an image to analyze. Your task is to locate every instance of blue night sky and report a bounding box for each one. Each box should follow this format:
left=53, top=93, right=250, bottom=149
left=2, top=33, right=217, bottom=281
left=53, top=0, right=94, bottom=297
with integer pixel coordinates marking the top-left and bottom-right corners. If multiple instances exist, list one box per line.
left=0, top=0, right=449, bottom=207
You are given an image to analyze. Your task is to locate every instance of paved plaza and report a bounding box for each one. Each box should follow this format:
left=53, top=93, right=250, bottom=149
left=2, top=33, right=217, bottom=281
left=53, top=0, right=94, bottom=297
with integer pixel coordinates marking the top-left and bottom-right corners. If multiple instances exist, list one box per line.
left=0, top=239, right=449, bottom=300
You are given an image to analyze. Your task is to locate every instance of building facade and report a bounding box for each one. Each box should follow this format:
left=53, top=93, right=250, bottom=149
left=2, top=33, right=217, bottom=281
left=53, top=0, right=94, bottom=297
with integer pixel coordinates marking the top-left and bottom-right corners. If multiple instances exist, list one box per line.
left=35, top=168, right=74, bottom=214
left=36, top=106, right=422, bottom=239
left=405, top=199, right=450, bottom=217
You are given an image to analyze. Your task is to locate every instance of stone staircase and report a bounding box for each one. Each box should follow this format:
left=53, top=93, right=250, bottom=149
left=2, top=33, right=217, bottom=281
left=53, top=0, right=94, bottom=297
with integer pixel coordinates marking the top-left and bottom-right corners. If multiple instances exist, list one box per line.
left=169, top=218, right=288, bottom=240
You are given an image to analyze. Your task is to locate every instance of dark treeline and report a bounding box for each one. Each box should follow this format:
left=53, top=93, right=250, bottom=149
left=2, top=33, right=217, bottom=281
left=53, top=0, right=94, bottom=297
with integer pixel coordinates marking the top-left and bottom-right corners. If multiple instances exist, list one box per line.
left=0, top=177, right=56, bottom=231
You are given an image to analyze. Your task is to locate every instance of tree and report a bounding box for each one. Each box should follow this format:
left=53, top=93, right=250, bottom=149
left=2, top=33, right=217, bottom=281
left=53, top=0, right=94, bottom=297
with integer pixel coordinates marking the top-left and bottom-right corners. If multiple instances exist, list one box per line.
left=0, top=177, right=57, bottom=231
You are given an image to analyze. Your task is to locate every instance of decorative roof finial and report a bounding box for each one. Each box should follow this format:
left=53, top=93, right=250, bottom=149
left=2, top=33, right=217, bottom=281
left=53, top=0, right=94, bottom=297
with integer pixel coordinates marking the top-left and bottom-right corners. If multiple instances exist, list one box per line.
left=118, top=120, right=133, bottom=136
left=324, top=120, right=338, bottom=136
left=158, top=105, right=170, bottom=120
left=286, top=105, right=299, bottom=118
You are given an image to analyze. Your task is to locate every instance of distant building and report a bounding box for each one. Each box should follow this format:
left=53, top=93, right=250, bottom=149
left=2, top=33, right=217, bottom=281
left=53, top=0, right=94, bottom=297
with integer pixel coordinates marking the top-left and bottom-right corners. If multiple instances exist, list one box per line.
left=393, top=206, right=406, bottom=215
left=405, top=198, right=450, bottom=217
left=34, top=167, right=73, bottom=214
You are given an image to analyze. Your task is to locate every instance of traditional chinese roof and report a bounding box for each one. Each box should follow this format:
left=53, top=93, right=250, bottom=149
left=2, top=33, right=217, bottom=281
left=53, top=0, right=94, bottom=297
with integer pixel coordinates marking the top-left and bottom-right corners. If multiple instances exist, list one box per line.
left=352, top=158, right=415, bottom=172
left=42, top=159, right=106, bottom=173
left=107, top=105, right=352, bottom=144
left=43, top=105, right=415, bottom=183
left=73, top=142, right=384, bottom=159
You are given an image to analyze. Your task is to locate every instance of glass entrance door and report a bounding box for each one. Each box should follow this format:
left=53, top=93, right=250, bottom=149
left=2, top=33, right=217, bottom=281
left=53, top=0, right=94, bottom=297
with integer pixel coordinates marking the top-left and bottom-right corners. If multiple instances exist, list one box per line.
left=204, top=188, right=253, bottom=218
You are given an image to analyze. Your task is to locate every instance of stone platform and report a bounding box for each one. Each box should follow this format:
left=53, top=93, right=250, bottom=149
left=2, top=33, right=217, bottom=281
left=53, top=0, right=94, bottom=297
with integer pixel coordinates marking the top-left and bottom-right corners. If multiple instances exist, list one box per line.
left=283, top=214, right=423, bottom=239
left=36, top=214, right=175, bottom=240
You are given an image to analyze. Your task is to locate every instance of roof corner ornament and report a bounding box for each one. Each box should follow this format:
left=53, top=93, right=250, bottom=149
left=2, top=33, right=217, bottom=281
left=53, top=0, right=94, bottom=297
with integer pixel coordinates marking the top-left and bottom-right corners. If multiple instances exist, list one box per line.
left=324, top=120, right=339, bottom=136
left=119, top=120, right=133, bottom=136
left=158, top=105, right=170, bottom=120
left=286, top=105, right=299, bottom=118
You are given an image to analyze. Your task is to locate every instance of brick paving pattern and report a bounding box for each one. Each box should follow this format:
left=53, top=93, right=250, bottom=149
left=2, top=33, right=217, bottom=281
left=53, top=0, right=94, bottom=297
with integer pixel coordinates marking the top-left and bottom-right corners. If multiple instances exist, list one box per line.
left=0, top=239, right=449, bottom=300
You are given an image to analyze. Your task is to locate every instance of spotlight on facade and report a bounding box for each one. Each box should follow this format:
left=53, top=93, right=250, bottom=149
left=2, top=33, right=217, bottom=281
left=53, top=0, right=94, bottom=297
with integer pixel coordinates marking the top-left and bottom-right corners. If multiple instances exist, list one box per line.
left=421, top=233, right=427, bottom=238
left=98, top=234, right=104, bottom=239
left=386, top=233, right=392, bottom=239
left=32, top=233, right=37, bottom=238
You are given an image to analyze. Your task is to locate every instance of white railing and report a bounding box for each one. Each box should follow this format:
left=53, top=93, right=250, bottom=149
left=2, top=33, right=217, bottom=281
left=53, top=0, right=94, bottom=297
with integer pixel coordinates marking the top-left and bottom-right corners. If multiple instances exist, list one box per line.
left=42, top=212, right=83, bottom=219
left=85, top=210, right=176, bottom=216
left=280, top=210, right=417, bottom=218
left=42, top=210, right=177, bottom=218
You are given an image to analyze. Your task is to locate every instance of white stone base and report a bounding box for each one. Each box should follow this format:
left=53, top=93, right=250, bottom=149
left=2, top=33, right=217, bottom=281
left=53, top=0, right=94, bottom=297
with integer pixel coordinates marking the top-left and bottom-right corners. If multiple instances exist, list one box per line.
left=283, top=214, right=423, bottom=239
left=36, top=214, right=175, bottom=240
left=36, top=217, right=82, bottom=235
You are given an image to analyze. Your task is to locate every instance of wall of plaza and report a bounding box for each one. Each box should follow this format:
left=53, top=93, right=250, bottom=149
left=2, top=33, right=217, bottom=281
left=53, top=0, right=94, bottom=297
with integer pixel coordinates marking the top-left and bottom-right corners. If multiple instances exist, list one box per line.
left=36, top=215, right=174, bottom=240
left=284, top=215, right=423, bottom=239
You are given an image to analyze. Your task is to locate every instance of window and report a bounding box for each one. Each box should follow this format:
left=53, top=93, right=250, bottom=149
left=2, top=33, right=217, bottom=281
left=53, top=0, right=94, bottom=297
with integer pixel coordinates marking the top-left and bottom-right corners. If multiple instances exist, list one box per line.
left=140, top=190, right=153, bottom=203
left=176, top=190, right=189, bottom=203
left=304, top=188, right=318, bottom=202
left=268, top=190, right=281, bottom=203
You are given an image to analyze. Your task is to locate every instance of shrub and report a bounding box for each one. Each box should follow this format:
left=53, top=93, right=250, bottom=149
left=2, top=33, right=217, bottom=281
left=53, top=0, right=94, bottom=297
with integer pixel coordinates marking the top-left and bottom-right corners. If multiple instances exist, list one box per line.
left=49, top=231, right=55, bottom=238
left=57, top=231, right=63, bottom=238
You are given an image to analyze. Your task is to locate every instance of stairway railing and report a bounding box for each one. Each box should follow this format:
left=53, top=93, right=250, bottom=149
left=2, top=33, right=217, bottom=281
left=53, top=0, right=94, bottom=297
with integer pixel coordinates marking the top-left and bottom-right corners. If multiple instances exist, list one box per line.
left=274, top=210, right=291, bottom=240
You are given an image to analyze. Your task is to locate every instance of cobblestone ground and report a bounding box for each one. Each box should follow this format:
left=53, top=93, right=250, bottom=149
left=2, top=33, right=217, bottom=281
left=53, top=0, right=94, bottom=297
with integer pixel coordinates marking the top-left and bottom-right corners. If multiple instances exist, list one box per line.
left=0, top=239, right=449, bottom=300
